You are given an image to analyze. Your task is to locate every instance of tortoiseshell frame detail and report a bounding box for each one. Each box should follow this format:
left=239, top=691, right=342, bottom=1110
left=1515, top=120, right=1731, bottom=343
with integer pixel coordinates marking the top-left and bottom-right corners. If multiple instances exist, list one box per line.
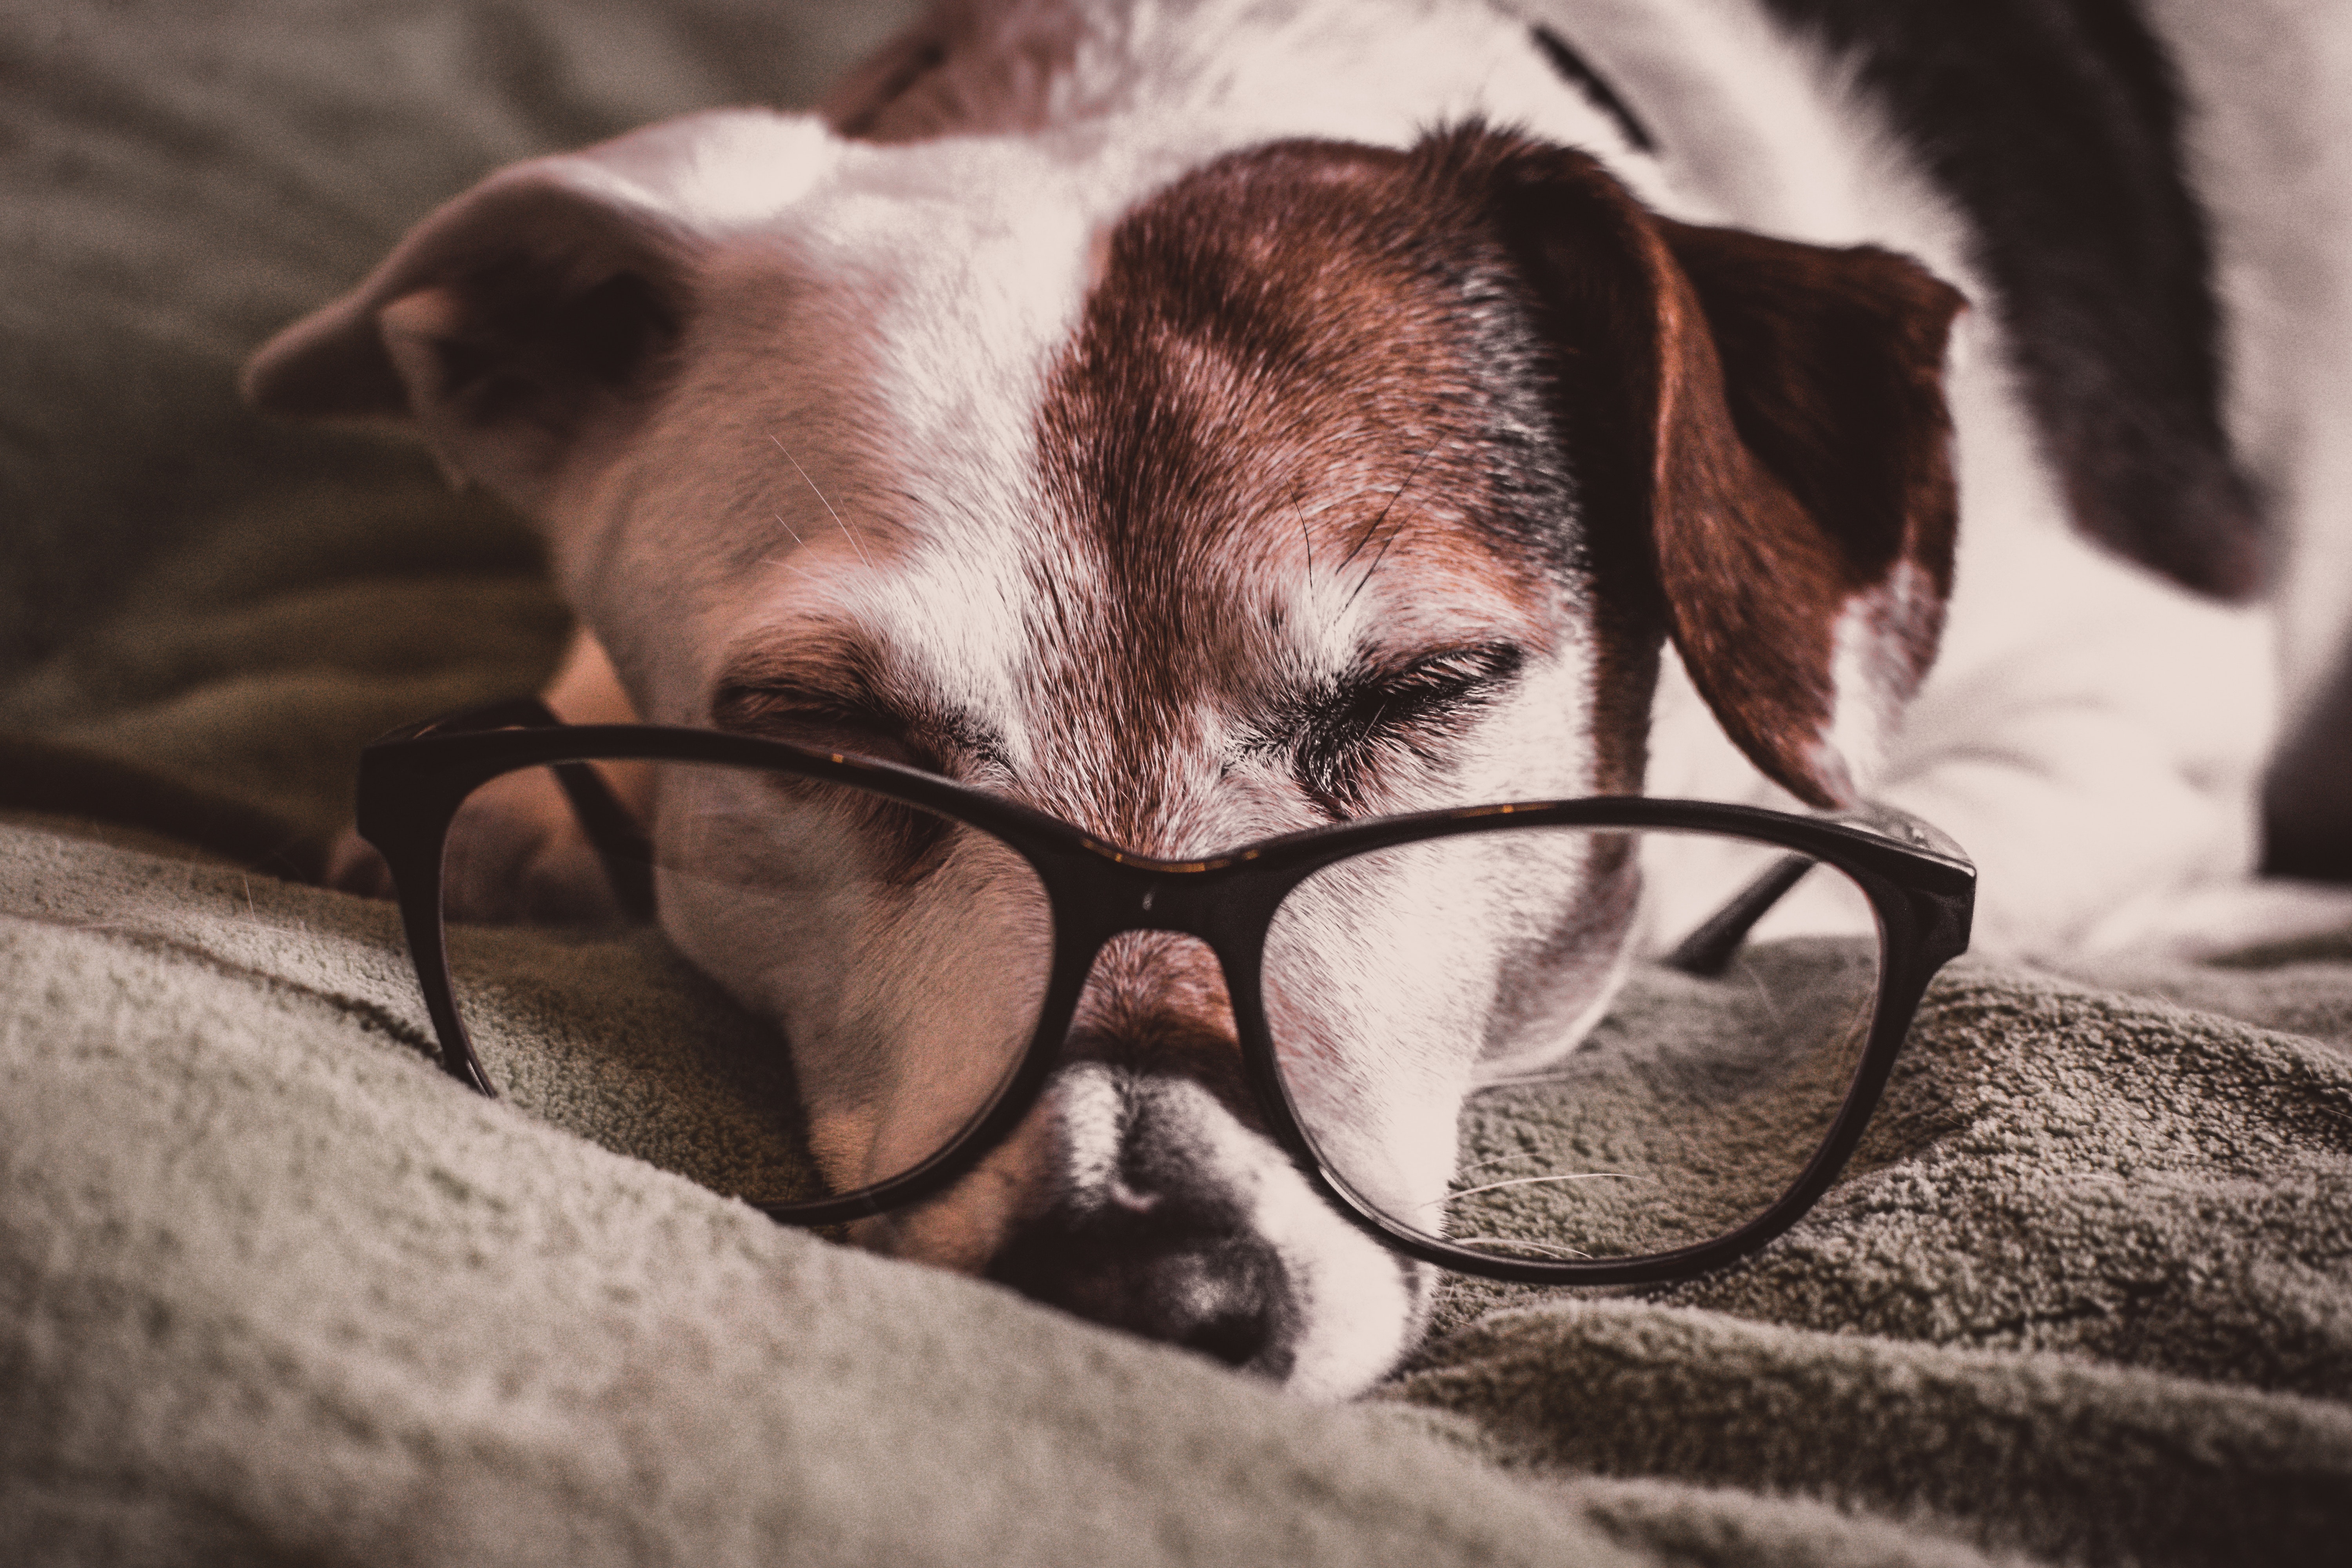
left=356, top=699, right=1974, bottom=1287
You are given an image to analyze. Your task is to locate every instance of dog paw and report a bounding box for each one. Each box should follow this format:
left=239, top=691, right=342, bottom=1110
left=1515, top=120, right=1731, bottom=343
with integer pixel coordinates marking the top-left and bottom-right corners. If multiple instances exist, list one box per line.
left=444, top=764, right=631, bottom=926
left=322, top=823, right=396, bottom=901
left=323, top=766, right=630, bottom=926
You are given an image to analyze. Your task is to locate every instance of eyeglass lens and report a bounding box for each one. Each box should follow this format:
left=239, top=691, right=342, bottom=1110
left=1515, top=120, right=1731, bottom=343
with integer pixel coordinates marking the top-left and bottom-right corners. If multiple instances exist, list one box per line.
left=432, top=758, right=1884, bottom=1267
left=436, top=760, right=1054, bottom=1207
left=1264, top=825, right=1885, bottom=1263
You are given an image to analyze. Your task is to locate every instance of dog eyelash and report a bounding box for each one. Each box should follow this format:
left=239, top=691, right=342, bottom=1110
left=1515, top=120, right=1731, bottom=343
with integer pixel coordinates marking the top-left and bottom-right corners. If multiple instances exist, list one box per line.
left=1287, top=644, right=1524, bottom=813
left=716, top=669, right=1012, bottom=768
left=715, top=686, right=930, bottom=765
left=712, top=690, right=967, bottom=884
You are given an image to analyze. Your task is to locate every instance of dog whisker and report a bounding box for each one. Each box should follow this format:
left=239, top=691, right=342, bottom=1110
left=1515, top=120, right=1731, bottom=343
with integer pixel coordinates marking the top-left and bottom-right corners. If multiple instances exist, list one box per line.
left=1452, top=1151, right=1549, bottom=1176
left=1334, top=444, right=1433, bottom=573
left=772, top=434, right=875, bottom=570
left=757, top=554, right=825, bottom=585
left=1337, top=445, right=1436, bottom=618
left=1443, top=1235, right=1597, bottom=1261
left=1429, top=1171, right=1648, bottom=1206
left=1358, top=507, right=1413, bottom=580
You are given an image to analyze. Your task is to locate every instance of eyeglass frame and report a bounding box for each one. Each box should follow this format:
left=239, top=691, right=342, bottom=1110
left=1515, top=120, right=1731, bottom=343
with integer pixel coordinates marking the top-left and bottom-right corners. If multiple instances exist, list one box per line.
left=354, top=696, right=1975, bottom=1288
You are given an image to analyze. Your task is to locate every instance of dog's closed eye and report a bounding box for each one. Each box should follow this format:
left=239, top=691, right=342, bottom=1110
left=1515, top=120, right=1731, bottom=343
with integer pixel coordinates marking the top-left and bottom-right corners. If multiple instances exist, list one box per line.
left=1279, top=642, right=1524, bottom=815
left=714, top=680, right=938, bottom=772
left=708, top=675, right=978, bottom=882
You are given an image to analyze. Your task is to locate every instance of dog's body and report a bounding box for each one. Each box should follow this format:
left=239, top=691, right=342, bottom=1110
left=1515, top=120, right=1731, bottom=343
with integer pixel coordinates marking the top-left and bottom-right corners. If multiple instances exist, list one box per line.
left=248, top=0, right=2338, bottom=1397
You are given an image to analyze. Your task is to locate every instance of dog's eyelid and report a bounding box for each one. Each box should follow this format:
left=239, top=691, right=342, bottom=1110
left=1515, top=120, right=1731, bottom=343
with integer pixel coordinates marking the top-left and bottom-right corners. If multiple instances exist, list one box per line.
left=711, top=678, right=892, bottom=734
left=1272, top=640, right=1525, bottom=745
left=1272, top=641, right=1526, bottom=811
left=712, top=679, right=917, bottom=753
left=710, top=679, right=1009, bottom=779
left=1350, top=641, right=1526, bottom=704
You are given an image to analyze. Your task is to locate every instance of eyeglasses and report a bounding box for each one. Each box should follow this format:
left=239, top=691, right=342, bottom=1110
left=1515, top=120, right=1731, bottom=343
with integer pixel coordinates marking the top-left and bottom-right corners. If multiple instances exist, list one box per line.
left=355, top=697, right=1973, bottom=1287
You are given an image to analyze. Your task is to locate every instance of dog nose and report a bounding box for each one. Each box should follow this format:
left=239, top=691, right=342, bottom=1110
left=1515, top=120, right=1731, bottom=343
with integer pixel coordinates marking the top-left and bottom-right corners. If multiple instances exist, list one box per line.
left=981, top=1062, right=1300, bottom=1377
left=983, top=1175, right=1298, bottom=1373
left=987, top=1185, right=1297, bottom=1376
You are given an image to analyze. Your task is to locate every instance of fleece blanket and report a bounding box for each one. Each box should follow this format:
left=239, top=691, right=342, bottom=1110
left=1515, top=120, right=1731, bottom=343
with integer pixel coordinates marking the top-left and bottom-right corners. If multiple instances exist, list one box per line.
left=7, top=816, right=2352, bottom=1568
left=4, top=4, right=2350, bottom=1564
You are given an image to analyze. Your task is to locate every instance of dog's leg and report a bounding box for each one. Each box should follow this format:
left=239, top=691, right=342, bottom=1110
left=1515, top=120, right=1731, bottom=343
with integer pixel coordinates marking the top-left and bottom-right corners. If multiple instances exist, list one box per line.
left=1824, top=613, right=2275, bottom=958
left=537, top=625, right=645, bottom=730
left=324, top=628, right=649, bottom=923
left=1875, top=695, right=2269, bottom=959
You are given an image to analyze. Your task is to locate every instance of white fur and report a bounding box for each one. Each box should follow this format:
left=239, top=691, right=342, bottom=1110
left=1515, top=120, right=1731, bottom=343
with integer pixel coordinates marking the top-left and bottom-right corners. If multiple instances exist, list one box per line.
left=1049, top=1064, right=1423, bottom=1400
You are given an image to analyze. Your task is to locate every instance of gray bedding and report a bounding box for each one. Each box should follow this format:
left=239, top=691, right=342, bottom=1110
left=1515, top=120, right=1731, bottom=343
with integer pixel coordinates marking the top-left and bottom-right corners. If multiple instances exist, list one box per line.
left=5, top=5, right=2349, bottom=1564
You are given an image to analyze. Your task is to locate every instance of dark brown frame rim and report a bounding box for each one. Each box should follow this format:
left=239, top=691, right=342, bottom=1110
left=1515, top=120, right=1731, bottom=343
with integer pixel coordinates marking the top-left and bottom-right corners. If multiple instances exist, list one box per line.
left=355, top=703, right=1975, bottom=1287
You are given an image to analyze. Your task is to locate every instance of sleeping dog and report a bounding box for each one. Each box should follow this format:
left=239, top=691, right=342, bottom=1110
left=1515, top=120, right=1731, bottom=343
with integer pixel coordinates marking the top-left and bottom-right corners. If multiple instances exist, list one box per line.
left=245, top=0, right=2288, bottom=1397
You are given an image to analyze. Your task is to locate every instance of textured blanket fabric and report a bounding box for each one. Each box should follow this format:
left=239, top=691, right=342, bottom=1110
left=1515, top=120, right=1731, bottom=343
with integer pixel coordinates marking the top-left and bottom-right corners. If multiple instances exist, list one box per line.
left=0, top=826, right=1651, bottom=1568
left=6, top=821, right=2350, bottom=1566
left=5, top=3, right=2352, bottom=1565
left=1392, top=955, right=2352, bottom=1567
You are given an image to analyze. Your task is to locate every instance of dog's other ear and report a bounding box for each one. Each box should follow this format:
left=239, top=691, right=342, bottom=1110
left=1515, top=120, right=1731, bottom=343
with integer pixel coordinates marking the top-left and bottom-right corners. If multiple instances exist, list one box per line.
left=1479, top=138, right=1963, bottom=808
left=242, top=111, right=837, bottom=516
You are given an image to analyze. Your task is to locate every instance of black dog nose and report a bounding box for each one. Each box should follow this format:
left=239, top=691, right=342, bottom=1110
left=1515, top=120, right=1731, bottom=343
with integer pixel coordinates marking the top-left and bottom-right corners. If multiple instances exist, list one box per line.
left=987, top=1199, right=1298, bottom=1377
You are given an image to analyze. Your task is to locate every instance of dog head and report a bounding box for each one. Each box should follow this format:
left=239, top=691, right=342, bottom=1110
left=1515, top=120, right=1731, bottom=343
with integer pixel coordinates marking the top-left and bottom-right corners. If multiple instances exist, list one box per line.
left=247, top=111, right=1960, bottom=1397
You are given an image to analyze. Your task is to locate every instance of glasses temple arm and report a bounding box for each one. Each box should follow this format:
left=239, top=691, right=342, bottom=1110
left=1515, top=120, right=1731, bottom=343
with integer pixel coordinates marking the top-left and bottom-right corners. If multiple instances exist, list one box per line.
left=548, top=762, right=657, bottom=922
left=1660, top=853, right=1816, bottom=978
left=429, top=695, right=658, bottom=922
left=1659, top=799, right=1971, bottom=978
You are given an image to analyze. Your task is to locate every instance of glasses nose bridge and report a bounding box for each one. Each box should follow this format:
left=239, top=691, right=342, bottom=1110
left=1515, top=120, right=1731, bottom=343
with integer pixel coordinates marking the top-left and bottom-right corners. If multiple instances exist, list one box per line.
left=1080, top=856, right=1264, bottom=951
left=1055, top=904, right=1265, bottom=1127
left=1051, top=856, right=1278, bottom=1029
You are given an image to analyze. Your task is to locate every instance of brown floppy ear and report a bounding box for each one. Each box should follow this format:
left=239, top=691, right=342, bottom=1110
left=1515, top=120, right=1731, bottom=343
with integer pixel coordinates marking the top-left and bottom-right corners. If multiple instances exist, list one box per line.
left=241, top=110, right=837, bottom=517
left=1481, top=138, right=1963, bottom=808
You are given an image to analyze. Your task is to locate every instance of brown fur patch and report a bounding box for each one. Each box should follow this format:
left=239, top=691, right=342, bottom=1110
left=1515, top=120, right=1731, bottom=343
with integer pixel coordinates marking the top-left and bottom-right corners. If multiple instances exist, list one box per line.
left=1465, top=126, right=1963, bottom=806
left=1062, top=932, right=1261, bottom=1122
left=1031, top=125, right=1960, bottom=824
left=1652, top=220, right=1963, bottom=792
left=1029, top=136, right=1617, bottom=850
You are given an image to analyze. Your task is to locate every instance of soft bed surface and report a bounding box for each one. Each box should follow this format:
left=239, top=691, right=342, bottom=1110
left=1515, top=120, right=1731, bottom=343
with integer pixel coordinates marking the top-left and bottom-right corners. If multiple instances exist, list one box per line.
left=9, top=821, right=2351, bottom=1566
left=5, top=4, right=2351, bottom=1565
